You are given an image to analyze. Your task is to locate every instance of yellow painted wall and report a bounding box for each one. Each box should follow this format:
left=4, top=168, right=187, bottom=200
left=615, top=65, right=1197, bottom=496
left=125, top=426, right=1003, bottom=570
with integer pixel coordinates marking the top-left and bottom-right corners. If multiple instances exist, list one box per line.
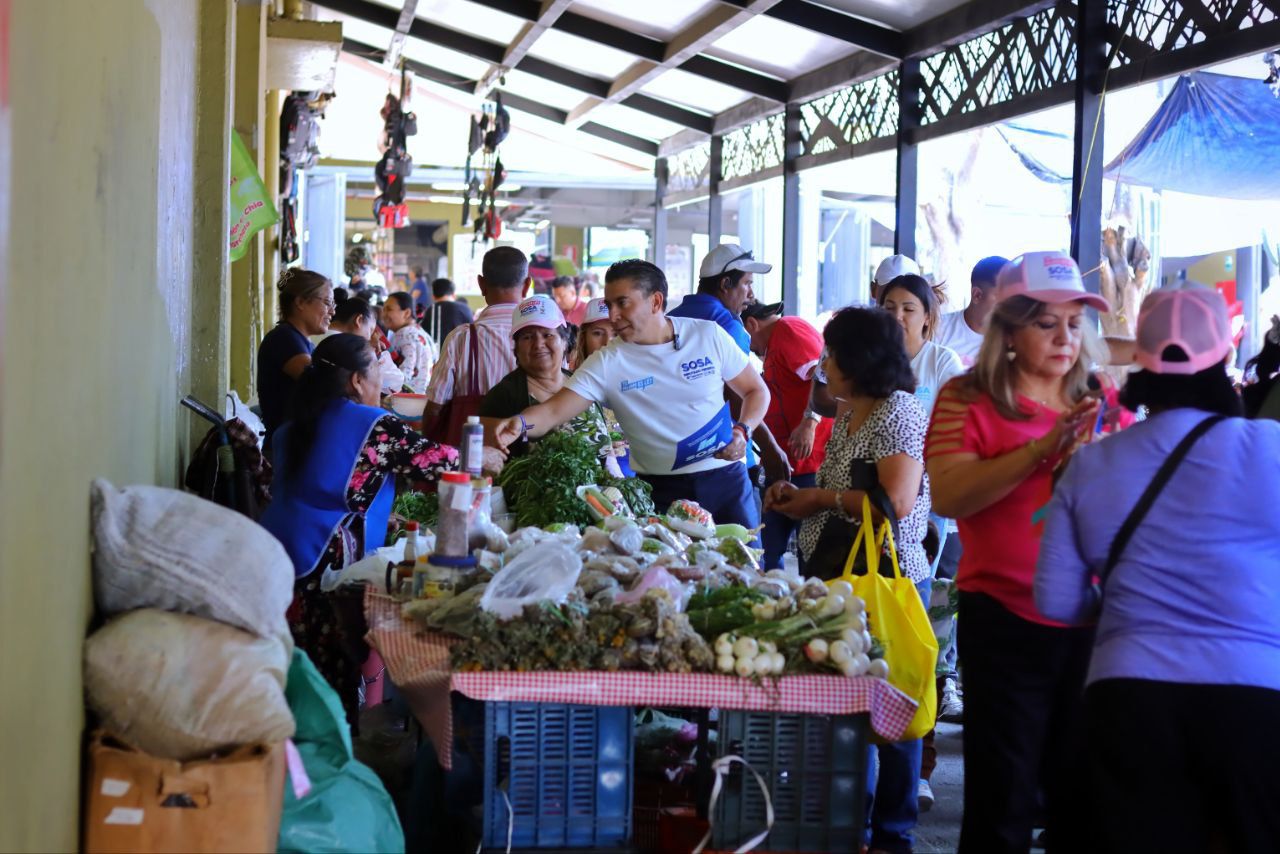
left=0, top=1, right=216, bottom=848
left=1186, top=252, right=1235, bottom=289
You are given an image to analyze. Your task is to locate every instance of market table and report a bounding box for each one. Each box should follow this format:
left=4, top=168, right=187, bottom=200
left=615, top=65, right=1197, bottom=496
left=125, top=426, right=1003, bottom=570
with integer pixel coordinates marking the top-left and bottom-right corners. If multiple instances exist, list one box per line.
left=364, top=589, right=919, bottom=770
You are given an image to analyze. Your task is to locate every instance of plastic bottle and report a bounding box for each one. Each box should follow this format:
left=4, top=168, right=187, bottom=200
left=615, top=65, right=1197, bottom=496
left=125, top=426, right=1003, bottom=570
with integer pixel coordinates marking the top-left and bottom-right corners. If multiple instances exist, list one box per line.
left=402, top=521, right=420, bottom=564
left=436, top=472, right=473, bottom=556
left=462, top=415, right=484, bottom=476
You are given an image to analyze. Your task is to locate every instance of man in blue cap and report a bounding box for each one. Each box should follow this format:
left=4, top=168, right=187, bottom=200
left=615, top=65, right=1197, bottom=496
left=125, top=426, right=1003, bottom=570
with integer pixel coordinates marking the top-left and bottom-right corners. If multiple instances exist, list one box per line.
left=671, top=244, right=792, bottom=500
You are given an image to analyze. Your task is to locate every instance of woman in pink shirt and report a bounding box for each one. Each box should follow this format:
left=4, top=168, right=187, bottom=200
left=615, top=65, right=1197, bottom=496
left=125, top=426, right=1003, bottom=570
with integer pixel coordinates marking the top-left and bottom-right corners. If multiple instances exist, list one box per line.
left=925, top=253, right=1124, bottom=853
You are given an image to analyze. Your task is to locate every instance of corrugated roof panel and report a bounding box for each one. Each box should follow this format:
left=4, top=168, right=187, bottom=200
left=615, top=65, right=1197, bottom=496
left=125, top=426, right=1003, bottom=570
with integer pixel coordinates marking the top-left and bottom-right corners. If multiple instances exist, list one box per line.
left=567, top=0, right=721, bottom=41
left=499, top=69, right=590, bottom=112
left=525, top=28, right=639, bottom=80
left=817, top=0, right=969, bottom=32
left=589, top=102, right=683, bottom=142
left=413, top=0, right=528, bottom=43
left=640, top=68, right=752, bottom=114
left=705, top=15, right=854, bottom=80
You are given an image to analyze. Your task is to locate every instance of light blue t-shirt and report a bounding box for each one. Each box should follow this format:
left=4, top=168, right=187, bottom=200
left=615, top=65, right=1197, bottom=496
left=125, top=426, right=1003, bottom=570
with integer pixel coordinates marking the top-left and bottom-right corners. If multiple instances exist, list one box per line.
left=1036, top=409, right=1280, bottom=691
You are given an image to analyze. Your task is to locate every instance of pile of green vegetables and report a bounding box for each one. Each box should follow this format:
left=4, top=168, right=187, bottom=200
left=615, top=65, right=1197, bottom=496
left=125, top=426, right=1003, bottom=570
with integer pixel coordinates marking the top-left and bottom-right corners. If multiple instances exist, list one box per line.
left=393, top=490, right=439, bottom=528
left=497, top=430, right=655, bottom=528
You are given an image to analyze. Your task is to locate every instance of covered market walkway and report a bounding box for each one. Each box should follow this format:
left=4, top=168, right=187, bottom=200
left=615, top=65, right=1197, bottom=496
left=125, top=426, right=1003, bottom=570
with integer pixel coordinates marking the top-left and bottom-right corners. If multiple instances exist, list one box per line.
left=4, top=0, right=1280, bottom=852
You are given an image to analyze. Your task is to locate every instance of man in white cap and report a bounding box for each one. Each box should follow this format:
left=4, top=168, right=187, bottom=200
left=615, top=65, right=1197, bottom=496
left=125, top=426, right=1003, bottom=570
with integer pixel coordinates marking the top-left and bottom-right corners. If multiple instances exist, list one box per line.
left=672, top=244, right=793, bottom=494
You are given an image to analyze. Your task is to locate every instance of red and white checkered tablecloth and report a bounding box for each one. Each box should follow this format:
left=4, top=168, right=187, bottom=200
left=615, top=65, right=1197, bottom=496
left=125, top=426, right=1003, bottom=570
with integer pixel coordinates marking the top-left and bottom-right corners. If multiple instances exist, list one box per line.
left=364, top=590, right=918, bottom=770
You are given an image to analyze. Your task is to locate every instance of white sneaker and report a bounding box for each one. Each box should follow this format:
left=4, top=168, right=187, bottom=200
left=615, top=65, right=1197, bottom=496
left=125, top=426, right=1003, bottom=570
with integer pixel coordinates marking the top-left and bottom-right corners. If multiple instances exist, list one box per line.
left=938, top=678, right=964, bottom=723
left=918, top=778, right=935, bottom=812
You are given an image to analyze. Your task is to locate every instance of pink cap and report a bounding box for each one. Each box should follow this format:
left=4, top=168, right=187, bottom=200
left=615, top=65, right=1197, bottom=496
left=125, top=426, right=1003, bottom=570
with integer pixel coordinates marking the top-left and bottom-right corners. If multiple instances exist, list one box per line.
left=582, top=297, right=610, bottom=325
left=1135, top=287, right=1232, bottom=375
left=996, top=252, right=1112, bottom=312
left=510, top=295, right=566, bottom=337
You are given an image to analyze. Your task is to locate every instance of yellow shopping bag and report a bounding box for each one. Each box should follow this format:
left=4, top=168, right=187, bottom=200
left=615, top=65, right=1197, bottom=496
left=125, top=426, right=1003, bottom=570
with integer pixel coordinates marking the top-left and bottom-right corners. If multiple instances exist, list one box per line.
left=829, top=496, right=938, bottom=740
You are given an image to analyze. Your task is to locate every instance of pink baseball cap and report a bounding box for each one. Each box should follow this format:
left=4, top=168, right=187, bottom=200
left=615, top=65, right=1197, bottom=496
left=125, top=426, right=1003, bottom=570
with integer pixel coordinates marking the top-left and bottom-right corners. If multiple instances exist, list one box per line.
left=996, top=252, right=1112, bottom=312
left=1135, top=287, right=1232, bottom=375
left=511, top=295, right=566, bottom=337
left=581, top=297, right=610, bottom=326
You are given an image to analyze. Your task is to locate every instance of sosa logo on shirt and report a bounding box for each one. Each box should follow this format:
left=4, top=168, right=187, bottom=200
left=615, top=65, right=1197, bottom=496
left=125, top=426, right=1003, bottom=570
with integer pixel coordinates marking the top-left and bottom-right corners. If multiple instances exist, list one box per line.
left=680, top=356, right=716, bottom=381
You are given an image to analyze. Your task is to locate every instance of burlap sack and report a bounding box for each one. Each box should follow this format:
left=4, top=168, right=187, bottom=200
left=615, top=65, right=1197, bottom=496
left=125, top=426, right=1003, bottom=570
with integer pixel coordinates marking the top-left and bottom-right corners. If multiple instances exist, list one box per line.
left=90, top=478, right=293, bottom=638
left=84, top=610, right=295, bottom=761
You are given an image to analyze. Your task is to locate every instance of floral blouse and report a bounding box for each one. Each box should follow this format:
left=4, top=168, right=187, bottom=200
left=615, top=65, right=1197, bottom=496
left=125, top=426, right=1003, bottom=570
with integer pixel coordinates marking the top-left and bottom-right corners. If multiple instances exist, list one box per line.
left=390, top=325, right=438, bottom=394
left=317, top=415, right=458, bottom=573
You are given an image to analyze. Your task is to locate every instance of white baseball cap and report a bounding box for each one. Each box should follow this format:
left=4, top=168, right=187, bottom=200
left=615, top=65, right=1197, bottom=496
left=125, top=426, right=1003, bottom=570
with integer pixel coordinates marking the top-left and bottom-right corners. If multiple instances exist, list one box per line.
left=996, top=252, right=1111, bottom=312
left=874, top=254, right=921, bottom=286
left=582, top=297, right=611, bottom=326
left=699, top=243, right=772, bottom=279
left=511, top=295, right=566, bottom=337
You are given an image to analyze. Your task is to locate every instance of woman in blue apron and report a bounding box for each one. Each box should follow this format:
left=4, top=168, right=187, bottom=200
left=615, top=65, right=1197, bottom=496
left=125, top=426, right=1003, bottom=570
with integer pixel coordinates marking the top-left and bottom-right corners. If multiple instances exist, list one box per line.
left=261, top=333, right=459, bottom=724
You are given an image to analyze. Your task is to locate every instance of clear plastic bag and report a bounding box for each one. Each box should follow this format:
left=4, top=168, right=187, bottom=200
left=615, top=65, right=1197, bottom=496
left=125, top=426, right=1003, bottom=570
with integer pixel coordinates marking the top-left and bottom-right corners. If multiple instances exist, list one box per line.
left=478, top=540, right=583, bottom=619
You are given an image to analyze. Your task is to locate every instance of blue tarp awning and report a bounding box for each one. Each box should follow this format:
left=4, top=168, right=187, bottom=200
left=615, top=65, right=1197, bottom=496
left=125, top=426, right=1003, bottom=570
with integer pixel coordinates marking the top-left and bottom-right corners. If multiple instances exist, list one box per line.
left=1105, top=71, right=1280, bottom=200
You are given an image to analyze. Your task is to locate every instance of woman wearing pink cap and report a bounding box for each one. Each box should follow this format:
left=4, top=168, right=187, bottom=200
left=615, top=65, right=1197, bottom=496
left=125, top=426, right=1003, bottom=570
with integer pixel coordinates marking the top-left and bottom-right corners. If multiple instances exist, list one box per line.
left=1035, top=287, right=1280, bottom=852
left=924, top=252, right=1127, bottom=852
left=570, top=297, right=615, bottom=369
left=480, top=295, right=613, bottom=460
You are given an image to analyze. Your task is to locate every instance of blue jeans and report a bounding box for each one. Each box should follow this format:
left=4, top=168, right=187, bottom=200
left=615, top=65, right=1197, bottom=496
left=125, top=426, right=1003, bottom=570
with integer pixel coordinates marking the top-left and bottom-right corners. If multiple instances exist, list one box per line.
left=863, top=578, right=930, bottom=853
left=640, top=463, right=760, bottom=543
left=760, top=472, right=816, bottom=569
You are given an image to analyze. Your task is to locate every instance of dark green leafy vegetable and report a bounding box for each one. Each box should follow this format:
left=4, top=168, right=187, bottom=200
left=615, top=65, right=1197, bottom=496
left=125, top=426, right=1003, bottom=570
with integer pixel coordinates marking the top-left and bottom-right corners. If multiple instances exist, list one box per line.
left=394, top=491, right=439, bottom=528
left=497, top=430, right=654, bottom=528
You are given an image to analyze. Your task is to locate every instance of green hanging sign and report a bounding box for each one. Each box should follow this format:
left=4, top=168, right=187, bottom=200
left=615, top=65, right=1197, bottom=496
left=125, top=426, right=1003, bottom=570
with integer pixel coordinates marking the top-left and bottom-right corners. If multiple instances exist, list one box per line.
left=228, top=130, right=279, bottom=261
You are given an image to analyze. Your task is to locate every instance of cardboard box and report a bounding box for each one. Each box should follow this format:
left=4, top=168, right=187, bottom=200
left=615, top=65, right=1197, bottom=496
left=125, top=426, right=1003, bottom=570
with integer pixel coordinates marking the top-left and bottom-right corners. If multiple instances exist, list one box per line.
left=84, top=731, right=285, bottom=853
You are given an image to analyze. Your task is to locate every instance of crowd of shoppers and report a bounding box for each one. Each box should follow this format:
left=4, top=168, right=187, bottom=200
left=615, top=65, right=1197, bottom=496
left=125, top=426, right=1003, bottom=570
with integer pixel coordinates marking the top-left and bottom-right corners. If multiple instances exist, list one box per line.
left=251, top=237, right=1280, bottom=854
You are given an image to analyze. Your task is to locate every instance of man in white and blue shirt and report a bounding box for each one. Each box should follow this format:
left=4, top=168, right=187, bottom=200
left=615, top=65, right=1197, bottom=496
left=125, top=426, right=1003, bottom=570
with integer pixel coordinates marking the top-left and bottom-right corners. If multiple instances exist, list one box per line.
left=493, top=259, right=770, bottom=532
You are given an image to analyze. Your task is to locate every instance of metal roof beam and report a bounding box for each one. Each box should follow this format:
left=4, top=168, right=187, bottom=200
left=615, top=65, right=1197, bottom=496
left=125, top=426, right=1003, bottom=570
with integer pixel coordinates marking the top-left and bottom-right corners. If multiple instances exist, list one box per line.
left=475, top=0, right=574, bottom=97
left=564, top=0, right=784, bottom=128
left=903, top=0, right=1057, bottom=57
left=385, top=0, right=419, bottom=69
left=763, top=0, right=903, bottom=58
left=341, top=37, right=658, bottom=155
left=483, top=0, right=787, bottom=100
left=319, top=0, right=709, bottom=130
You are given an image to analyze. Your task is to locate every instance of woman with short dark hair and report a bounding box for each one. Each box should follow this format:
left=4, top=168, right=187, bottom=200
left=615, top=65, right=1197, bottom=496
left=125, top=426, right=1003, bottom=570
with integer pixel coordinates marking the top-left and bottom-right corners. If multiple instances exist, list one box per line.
left=764, top=305, right=930, bottom=854
left=1035, top=287, right=1280, bottom=853
left=260, top=333, right=458, bottom=724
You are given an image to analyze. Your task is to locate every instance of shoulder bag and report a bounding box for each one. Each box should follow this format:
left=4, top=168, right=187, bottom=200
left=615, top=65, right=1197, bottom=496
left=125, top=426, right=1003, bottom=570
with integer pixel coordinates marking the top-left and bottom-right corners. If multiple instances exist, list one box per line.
left=425, top=323, right=483, bottom=448
left=1100, top=414, right=1226, bottom=580
left=805, top=457, right=901, bottom=581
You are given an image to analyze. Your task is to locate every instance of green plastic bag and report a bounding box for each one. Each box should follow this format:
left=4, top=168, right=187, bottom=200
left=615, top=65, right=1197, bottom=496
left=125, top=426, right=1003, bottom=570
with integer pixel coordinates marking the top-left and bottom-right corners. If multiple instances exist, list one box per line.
left=278, top=649, right=405, bottom=854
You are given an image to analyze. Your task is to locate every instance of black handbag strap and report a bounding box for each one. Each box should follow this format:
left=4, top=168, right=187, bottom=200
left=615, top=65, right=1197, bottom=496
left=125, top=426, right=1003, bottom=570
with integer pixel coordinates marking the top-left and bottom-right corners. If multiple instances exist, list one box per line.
left=1102, top=415, right=1227, bottom=577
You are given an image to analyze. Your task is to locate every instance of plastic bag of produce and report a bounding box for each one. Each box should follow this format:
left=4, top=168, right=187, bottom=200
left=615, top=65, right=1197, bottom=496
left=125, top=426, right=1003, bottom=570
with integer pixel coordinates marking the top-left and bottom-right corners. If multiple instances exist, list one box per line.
left=84, top=610, right=295, bottom=761
left=479, top=540, right=583, bottom=619
left=90, top=479, right=293, bottom=638
left=278, top=649, right=404, bottom=854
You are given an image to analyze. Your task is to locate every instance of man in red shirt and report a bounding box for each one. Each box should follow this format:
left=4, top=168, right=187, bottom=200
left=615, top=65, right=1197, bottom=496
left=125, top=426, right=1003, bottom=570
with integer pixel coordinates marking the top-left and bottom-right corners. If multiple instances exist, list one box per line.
left=741, top=301, right=834, bottom=569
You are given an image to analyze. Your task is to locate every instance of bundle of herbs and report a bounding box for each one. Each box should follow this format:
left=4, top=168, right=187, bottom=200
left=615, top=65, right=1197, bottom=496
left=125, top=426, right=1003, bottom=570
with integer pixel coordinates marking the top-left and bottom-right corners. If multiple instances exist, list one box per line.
left=497, top=430, right=654, bottom=529
left=448, top=588, right=712, bottom=674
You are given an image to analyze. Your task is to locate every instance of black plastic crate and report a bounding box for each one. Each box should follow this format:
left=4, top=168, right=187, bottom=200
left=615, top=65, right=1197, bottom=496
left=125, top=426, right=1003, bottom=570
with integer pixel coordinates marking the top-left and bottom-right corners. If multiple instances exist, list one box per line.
left=712, top=711, right=870, bottom=852
left=483, top=702, right=634, bottom=849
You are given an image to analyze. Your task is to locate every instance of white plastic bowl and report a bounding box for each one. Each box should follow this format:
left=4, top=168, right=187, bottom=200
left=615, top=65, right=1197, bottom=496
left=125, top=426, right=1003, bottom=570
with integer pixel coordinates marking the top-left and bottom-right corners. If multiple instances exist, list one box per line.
left=388, top=393, right=427, bottom=418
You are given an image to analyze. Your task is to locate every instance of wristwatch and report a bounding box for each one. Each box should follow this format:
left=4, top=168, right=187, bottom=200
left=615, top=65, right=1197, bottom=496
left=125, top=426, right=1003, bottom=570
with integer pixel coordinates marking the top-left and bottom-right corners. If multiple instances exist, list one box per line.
left=732, top=421, right=751, bottom=440
left=802, top=408, right=821, bottom=424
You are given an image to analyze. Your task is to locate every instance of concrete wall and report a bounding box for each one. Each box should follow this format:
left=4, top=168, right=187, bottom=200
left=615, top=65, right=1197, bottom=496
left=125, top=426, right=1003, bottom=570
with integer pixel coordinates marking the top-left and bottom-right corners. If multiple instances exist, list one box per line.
left=0, top=1, right=222, bottom=848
